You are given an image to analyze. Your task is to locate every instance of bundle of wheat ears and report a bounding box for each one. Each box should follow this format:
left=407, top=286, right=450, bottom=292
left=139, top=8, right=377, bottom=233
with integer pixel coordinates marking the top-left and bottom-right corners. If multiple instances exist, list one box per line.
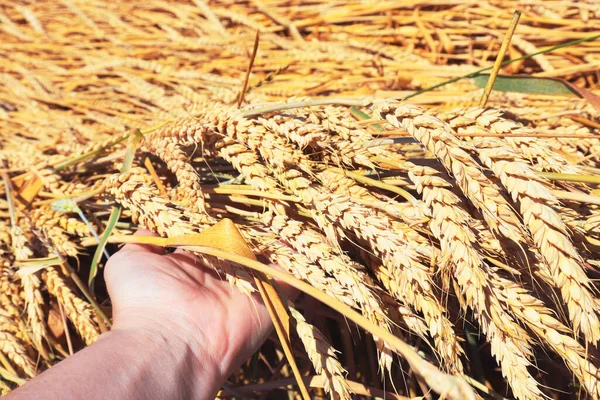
left=1, top=0, right=600, bottom=399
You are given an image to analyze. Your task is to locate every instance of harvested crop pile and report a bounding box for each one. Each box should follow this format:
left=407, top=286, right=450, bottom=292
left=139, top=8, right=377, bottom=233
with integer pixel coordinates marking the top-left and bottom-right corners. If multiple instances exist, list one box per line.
left=1, top=0, right=600, bottom=399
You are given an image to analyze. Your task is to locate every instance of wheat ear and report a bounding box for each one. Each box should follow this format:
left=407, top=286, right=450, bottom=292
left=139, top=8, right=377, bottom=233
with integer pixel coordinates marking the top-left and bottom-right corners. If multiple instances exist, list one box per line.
left=142, top=136, right=209, bottom=215
left=493, top=275, right=600, bottom=397
left=20, top=273, right=48, bottom=359
left=44, top=267, right=99, bottom=346
left=0, top=262, right=24, bottom=320
left=372, top=101, right=526, bottom=244
left=261, top=213, right=395, bottom=369
left=315, top=192, right=464, bottom=373
left=473, top=137, right=600, bottom=344
left=259, top=113, right=374, bottom=168
left=29, top=206, right=93, bottom=237
left=9, top=225, right=47, bottom=353
left=407, top=163, right=542, bottom=399
left=104, top=171, right=256, bottom=295
left=437, top=107, right=580, bottom=174
left=318, top=169, right=429, bottom=226
left=0, top=310, right=36, bottom=378
left=289, top=304, right=352, bottom=400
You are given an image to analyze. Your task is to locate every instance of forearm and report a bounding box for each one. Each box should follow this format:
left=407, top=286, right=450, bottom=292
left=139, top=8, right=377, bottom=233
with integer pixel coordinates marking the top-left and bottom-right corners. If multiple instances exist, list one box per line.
left=6, top=328, right=222, bottom=400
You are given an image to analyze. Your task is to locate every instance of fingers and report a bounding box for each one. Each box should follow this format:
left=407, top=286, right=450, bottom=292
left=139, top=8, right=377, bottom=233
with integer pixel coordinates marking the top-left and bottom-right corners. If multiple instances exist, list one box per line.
left=121, top=228, right=166, bottom=255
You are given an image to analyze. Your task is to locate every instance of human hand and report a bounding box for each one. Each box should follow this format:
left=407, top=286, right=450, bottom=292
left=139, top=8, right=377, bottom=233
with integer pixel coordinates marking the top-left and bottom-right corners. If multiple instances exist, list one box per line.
left=104, top=229, right=274, bottom=390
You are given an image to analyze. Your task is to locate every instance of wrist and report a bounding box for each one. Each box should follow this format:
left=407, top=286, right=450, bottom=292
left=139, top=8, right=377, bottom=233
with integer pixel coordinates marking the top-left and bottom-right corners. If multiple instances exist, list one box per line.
left=106, top=319, right=225, bottom=399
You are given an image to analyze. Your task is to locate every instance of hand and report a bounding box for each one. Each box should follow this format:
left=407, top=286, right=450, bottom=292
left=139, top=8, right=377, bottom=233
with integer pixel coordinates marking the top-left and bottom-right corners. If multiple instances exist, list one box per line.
left=104, top=229, right=274, bottom=388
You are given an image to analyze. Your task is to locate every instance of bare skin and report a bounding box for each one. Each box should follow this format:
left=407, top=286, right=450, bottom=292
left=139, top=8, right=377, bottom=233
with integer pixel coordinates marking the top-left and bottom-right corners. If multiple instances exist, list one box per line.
left=7, top=229, right=274, bottom=400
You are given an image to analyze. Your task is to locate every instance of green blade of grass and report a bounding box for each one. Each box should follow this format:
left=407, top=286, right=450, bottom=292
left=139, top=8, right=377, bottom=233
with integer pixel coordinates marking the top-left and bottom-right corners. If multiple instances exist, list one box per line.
left=472, top=74, right=600, bottom=112
left=88, top=130, right=142, bottom=289
left=472, top=74, right=576, bottom=96
left=350, top=106, right=383, bottom=132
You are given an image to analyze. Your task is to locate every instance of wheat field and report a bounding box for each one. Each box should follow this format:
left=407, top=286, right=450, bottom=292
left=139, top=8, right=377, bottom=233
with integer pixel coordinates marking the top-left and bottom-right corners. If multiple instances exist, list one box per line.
left=1, top=1, right=600, bottom=399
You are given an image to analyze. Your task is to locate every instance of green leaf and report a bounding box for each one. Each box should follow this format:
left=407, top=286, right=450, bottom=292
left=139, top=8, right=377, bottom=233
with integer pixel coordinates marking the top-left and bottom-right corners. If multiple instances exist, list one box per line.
left=88, top=206, right=121, bottom=288
left=472, top=74, right=578, bottom=96
left=472, top=74, right=600, bottom=113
